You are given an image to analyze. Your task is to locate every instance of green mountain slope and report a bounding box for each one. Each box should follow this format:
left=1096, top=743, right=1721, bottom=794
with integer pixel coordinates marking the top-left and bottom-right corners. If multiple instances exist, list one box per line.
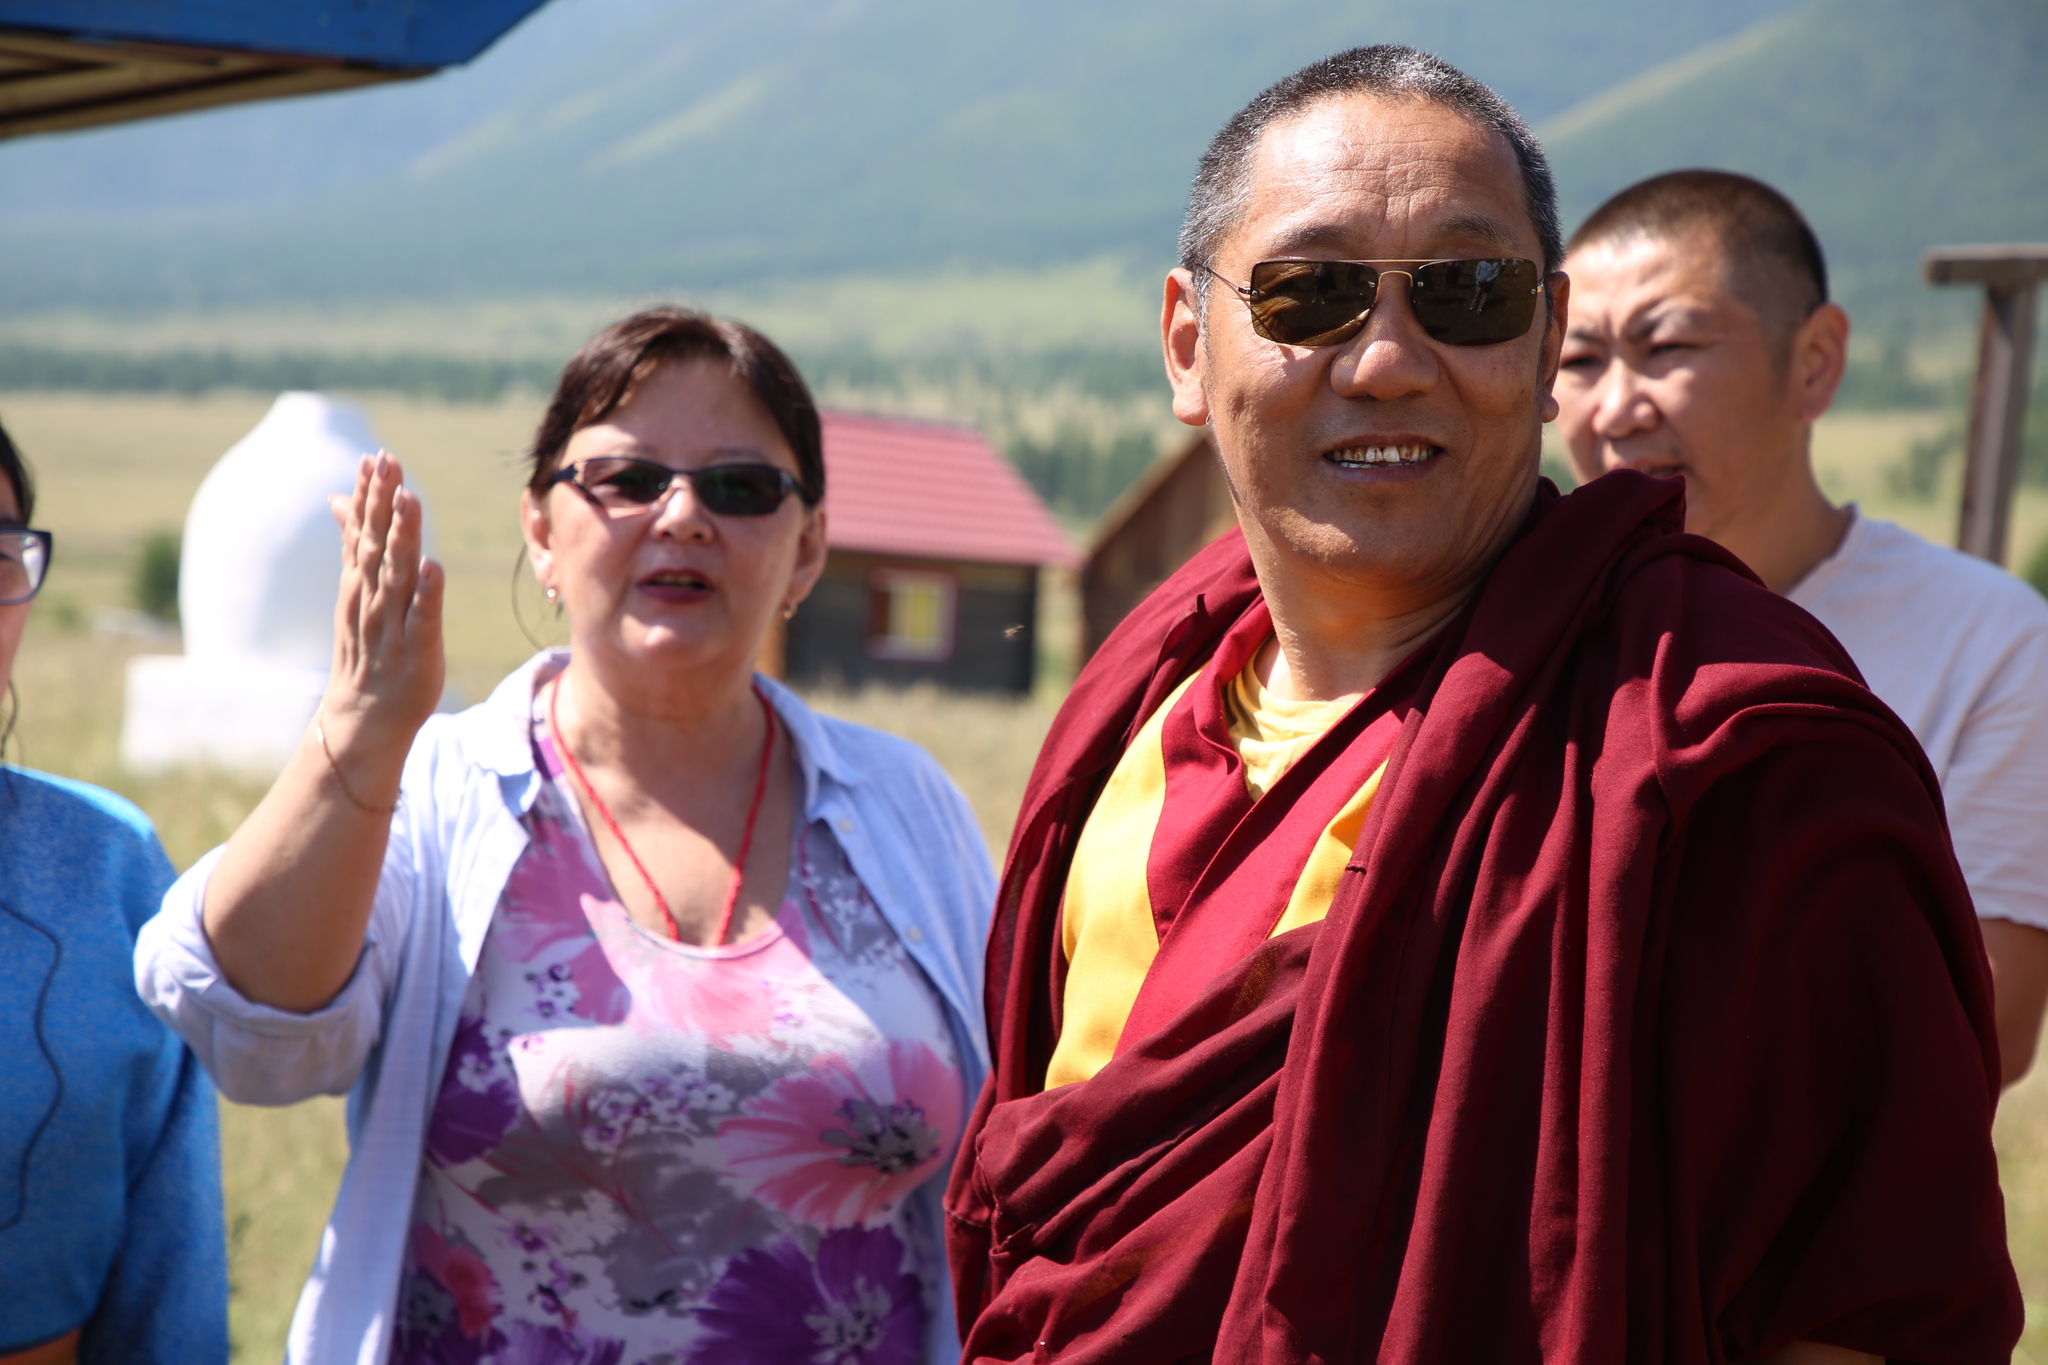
left=0, top=0, right=2035, bottom=348
left=0, top=0, right=1791, bottom=310
left=1540, top=0, right=2048, bottom=329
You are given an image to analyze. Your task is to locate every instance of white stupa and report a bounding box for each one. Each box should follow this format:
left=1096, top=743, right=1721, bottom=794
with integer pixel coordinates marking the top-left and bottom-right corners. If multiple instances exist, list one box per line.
left=120, top=392, right=429, bottom=774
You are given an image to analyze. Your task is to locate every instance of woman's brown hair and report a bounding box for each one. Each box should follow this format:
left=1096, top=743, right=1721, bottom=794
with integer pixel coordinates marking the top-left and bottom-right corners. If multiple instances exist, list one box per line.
left=0, top=415, right=33, bottom=523
left=527, top=308, right=823, bottom=505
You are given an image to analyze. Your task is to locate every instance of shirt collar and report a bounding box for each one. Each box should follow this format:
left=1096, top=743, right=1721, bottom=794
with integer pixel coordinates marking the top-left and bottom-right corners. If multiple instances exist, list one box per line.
left=1785, top=503, right=1865, bottom=602
left=755, top=672, right=858, bottom=821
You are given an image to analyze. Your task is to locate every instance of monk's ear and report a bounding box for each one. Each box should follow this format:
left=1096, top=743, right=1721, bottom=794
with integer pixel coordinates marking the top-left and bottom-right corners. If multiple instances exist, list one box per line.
left=1538, top=272, right=1570, bottom=424
left=1792, top=301, right=1849, bottom=425
left=1163, top=268, right=1213, bottom=427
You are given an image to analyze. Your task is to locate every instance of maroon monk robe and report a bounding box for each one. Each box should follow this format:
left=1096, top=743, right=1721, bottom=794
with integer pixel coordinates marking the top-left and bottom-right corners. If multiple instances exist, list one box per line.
left=946, top=470, right=2019, bottom=1364
left=1119, top=595, right=1421, bottom=1045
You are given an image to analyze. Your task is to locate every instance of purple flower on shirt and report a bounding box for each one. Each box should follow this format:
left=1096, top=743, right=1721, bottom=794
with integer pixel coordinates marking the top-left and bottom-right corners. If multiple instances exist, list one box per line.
left=686, top=1227, right=923, bottom=1365
left=426, top=1013, right=522, bottom=1167
left=391, top=1312, right=500, bottom=1365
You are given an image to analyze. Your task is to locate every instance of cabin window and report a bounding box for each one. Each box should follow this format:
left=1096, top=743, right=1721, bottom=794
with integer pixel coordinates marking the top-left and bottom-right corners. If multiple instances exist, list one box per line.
left=867, top=568, right=957, bottom=662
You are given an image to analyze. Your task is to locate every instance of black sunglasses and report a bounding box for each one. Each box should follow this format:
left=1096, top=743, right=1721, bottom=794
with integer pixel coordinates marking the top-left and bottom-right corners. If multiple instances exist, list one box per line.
left=550, top=457, right=802, bottom=518
left=1200, top=257, right=1546, bottom=348
left=0, top=527, right=52, bottom=607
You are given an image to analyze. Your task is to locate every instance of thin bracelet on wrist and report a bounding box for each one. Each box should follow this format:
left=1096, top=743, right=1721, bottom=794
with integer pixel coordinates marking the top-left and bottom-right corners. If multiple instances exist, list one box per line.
left=315, top=716, right=400, bottom=816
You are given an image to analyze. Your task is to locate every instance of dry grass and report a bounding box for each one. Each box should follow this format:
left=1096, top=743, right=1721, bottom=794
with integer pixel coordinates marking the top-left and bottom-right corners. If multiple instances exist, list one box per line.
left=805, top=684, right=1058, bottom=858
left=11, top=389, right=2048, bottom=1359
left=0, top=260, right=1165, bottom=362
left=216, top=1095, right=351, bottom=1362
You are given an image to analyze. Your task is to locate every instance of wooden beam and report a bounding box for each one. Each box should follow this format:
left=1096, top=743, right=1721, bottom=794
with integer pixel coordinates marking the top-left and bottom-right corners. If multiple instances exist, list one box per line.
left=0, top=55, right=265, bottom=118
left=0, top=26, right=419, bottom=139
left=1924, top=245, right=2048, bottom=564
left=0, top=64, right=405, bottom=136
left=1926, top=246, right=2048, bottom=288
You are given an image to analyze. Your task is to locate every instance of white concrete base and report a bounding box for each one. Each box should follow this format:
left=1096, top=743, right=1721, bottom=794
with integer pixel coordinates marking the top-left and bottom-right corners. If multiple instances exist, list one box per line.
left=120, top=653, right=328, bottom=776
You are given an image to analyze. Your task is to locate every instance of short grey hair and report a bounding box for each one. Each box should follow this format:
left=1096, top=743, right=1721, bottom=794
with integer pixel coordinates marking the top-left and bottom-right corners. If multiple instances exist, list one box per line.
left=1178, top=46, right=1562, bottom=297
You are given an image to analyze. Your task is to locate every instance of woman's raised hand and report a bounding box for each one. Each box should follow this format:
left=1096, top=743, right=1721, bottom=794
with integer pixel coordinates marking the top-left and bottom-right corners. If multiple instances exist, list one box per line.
left=323, top=452, right=445, bottom=761
left=200, top=452, right=448, bottom=1011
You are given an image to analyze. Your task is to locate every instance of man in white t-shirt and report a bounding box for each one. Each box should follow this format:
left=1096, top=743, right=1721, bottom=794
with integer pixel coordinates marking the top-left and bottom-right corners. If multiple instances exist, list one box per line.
left=1553, top=168, right=2048, bottom=1086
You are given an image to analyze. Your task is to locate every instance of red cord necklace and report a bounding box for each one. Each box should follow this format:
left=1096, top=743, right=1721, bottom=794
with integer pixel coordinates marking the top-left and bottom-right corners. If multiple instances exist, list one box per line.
left=548, top=675, right=776, bottom=947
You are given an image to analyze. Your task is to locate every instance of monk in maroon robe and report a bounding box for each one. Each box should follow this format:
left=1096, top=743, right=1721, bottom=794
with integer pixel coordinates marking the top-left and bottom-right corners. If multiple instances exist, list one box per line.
left=945, top=45, right=2019, bottom=1365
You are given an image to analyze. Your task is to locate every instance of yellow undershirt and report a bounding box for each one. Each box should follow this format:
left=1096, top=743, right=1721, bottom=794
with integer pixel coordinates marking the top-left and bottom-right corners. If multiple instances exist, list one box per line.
left=1047, top=651, right=1386, bottom=1088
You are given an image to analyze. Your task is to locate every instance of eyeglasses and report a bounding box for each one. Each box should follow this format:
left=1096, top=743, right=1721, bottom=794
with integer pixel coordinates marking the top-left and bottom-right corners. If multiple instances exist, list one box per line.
left=1199, top=257, right=1546, bottom=348
left=549, top=458, right=802, bottom=518
left=0, top=528, right=52, bottom=606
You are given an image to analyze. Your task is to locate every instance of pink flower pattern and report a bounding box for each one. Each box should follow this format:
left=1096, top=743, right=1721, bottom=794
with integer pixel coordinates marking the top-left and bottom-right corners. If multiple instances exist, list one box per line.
left=412, top=1225, right=501, bottom=1336
left=393, top=718, right=961, bottom=1363
left=721, top=1041, right=961, bottom=1227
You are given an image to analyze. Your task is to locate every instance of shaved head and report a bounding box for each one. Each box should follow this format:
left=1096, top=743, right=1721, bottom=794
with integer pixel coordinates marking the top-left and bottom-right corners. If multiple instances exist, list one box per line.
left=1569, top=170, right=1827, bottom=367
left=1179, top=45, right=1562, bottom=294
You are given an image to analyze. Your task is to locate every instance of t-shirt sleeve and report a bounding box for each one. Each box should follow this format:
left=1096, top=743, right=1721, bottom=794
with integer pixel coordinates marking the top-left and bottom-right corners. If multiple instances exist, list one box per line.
left=1657, top=716, right=2019, bottom=1363
left=1941, top=619, right=2048, bottom=930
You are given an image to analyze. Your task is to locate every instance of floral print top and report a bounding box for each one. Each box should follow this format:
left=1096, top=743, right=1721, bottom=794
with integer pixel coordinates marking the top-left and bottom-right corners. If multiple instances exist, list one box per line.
left=390, top=713, right=964, bottom=1365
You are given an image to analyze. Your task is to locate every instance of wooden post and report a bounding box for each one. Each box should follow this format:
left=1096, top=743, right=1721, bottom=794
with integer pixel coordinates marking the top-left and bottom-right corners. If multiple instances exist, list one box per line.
left=1924, top=245, right=2048, bottom=564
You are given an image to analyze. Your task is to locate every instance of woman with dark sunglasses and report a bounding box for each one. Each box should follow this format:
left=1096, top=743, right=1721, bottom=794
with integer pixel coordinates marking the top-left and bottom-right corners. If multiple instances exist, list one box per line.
left=138, top=310, right=994, bottom=1365
left=0, top=418, right=228, bottom=1365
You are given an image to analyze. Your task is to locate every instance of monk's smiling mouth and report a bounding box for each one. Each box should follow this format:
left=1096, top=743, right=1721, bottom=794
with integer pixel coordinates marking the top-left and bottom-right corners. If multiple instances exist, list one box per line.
left=1324, top=443, right=1442, bottom=468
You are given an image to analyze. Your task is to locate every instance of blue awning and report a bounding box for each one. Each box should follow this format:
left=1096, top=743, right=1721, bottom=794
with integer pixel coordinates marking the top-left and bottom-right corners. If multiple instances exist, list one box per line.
left=0, top=0, right=550, bottom=138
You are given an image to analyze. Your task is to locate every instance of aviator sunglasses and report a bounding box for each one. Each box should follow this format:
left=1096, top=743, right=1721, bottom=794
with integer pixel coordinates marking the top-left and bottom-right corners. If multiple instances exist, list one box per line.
left=1199, top=257, right=1546, bottom=348
left=0, top=527, right=52, bottom=607
left=550, top=457, right=801, bottom=517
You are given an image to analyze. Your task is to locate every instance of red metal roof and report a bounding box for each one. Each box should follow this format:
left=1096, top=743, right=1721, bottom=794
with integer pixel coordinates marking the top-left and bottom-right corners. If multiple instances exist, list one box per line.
left=820, top=410, right=1078, bottom=568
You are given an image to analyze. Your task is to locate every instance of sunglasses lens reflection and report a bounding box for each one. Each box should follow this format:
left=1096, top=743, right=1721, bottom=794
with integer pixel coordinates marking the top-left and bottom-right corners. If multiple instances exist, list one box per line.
left=1410, top=257, right=1542, bottom=345
left=695, top=468, right=790, bottom=517
left=1246, top=261, right=1382, bottom=347
left=1245, top=258, right=1540, bottom=347
left=587, top=460, right=672, bottom=505
left=574, top=459, right=793, bottom=517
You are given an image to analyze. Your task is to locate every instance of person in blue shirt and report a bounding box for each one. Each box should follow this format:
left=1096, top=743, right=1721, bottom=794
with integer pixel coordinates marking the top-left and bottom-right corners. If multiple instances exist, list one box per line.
left=0, top=417, right=228, bottom=1365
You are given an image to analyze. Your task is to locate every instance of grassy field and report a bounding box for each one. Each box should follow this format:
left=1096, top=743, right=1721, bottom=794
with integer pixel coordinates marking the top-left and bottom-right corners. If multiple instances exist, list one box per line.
left=8, top=388, right=2048, bottom=1360
left=0, top=260, right=1169, bottom=363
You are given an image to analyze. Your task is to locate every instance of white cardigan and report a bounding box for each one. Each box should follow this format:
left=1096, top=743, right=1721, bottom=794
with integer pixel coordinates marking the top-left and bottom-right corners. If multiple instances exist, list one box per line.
left=136, top=652, right=995, bottom=1365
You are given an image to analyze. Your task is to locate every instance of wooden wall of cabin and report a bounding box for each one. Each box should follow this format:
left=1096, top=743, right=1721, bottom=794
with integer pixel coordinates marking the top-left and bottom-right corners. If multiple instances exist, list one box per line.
left=782, top=550, right=1039, bottom=694
left=1080, top=437, right=1235, bottom=659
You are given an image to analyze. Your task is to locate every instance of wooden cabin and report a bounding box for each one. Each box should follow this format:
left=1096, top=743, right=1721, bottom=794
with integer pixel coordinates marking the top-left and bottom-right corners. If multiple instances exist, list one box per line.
left=765, top=411, right=1077, bottom=695
left=1080, top=430, right=1235, bottom=660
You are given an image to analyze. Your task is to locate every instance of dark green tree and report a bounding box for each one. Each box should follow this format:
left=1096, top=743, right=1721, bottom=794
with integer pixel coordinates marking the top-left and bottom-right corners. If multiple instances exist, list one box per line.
left=135, top=530, right=180, bottom=623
